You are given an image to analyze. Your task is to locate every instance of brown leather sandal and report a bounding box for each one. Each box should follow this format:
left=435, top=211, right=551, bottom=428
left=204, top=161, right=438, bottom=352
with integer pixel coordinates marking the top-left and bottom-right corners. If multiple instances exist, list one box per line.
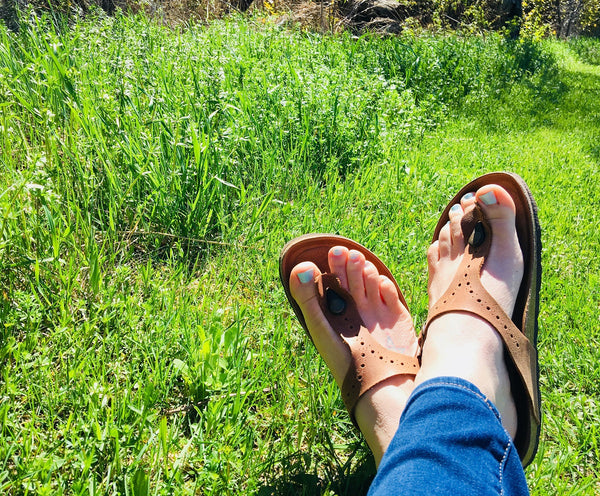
left=421, top=172, right=542, bottom=467
left=279, top=234, right=419, bottom=425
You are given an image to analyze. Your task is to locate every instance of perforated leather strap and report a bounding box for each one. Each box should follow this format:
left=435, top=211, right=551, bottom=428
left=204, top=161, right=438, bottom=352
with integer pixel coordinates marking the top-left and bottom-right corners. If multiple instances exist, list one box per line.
left=316, top=273, right=420, bottom=422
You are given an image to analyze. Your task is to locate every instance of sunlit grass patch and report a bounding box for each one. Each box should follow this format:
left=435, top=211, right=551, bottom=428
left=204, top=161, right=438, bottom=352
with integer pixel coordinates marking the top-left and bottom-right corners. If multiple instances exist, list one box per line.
left=1, top=12, right=598, bottom=495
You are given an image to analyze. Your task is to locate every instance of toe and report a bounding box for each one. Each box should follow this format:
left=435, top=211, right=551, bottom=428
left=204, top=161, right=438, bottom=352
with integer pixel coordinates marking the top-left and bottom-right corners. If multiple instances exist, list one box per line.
left=476, top=184, right=522, bottom=276
left=347, top=249, right=367, bottom=300
left=437, top=221, right=452, bottom=259
left=289, top=261, right=350, bottom=388
left=448, top=203, right=465, bottom=257
left=427, top=240, right=440, bottom=267
left=328, top=246, right=349, bottom=290
left=379, top=275, right=402, bottom=313
left=476, top=184, right=516, bottom=221
left=460, top=191, right=477, bottom=210
left=363, top=261, right=381, bottom=303
left=289, top=262, right=321, bottom=307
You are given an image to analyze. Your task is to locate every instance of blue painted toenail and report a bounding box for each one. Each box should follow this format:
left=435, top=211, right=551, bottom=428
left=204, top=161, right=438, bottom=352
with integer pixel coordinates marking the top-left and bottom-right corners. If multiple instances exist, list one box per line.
left=450, top=204, right=462, bottom=214
left=462, top=192, right=475, bottom=201
left=349, top=252, right=360, bottom=261
left=297, top=268, right=315, bottom=284
left=479, top=191, right=497, bottom=205
left=332, top=247, right=343, bottom=256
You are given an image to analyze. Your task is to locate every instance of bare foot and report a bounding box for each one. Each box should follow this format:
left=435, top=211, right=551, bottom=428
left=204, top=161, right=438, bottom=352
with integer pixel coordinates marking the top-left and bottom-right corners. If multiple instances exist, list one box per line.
left=289, top=246, right=419, bottom=465
left=417, top=184, right=522, bottom=438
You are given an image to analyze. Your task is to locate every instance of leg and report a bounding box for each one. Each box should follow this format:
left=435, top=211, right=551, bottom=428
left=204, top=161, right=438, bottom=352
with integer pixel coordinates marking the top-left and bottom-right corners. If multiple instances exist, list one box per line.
left=368, top=377, right=528, bottom=496
left=288, top=245, right=419, bottom=465
left=369, top=183, right=531, bottom=495
left=418, top=185, right=520, bottom=436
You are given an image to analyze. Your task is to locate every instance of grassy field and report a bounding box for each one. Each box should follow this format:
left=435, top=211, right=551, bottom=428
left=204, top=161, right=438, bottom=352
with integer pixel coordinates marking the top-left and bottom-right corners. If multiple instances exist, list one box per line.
left=1, top=12, right=599, bottom=495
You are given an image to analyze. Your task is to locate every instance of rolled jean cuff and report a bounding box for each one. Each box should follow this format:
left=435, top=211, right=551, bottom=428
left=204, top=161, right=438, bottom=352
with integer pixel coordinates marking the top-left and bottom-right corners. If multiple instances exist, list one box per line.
left=408, top=376, right=503, bottom=423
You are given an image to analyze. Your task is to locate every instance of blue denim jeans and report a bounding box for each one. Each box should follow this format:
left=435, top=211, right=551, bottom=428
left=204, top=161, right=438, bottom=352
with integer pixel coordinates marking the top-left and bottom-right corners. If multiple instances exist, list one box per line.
left=368, top=377, right=529, bottom=496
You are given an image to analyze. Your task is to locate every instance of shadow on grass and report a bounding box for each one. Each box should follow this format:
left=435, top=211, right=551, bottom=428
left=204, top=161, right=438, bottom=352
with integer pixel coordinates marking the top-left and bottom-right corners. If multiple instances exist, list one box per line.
left=257, top=445, right=376, bottom=496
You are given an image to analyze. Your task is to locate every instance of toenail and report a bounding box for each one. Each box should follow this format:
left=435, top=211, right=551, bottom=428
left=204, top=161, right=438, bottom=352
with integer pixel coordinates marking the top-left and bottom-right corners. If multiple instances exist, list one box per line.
left=349, top=251, right=360, bottom=261
left=297, top=268, right=315, bottom=284
left=462, top=192, right=475, bottom=201
left=332, top=247, right=343, bottom=256
left=450, top=204, right=462, bottom=214
left=479, top=190, right=497, bottom=205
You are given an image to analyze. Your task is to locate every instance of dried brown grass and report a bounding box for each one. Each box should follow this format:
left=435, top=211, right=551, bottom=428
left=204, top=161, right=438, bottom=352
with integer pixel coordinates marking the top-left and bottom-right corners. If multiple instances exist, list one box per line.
left=1, top=0, right=354, bottom=31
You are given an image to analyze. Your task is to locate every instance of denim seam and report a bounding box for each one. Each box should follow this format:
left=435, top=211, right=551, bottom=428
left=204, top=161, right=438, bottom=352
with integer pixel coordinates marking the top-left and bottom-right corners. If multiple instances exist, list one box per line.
left=499, top=440, right=510, bottom=496
left=425, top=380, right=512, bottom=496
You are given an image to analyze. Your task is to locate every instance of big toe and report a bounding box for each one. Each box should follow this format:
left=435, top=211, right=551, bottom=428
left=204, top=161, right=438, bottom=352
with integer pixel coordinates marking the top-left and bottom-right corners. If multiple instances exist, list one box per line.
left=476, top=184, right=517, bottom=222
left=289, top=262, right=321, bottom=308
left=475, top=183, right=524, bottom=315
left=289, top=261, right=351, bottom=386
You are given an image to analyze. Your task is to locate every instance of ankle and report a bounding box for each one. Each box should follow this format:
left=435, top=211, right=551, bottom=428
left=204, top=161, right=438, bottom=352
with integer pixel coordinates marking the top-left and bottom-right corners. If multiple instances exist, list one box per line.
left=417, top=314, right=517, bottom=437
left=422, top=314, right=506, bottom=374
left=355, top=377, right=414, bottom=465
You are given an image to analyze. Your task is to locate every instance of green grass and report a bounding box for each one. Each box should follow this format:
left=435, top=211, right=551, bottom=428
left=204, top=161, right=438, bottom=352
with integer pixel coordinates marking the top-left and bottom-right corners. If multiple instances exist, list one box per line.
left=567, top=37, right=600, bottom=66
left=1, top=11, right=599, bottom=495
